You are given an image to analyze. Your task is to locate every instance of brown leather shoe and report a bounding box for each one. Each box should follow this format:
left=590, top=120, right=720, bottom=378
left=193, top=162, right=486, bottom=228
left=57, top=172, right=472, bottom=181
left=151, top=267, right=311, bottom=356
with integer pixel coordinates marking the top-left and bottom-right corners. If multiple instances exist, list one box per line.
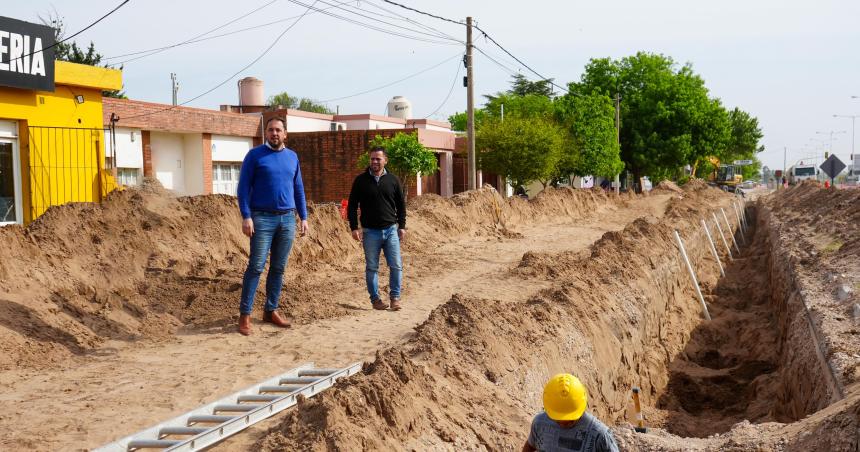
left=238, top=314, right=252, bottom=336
left=263, top=310, right=291, bottom=328
left=371, top=298, right=388, bottom=310
left=389, top=298, right=402, bottom=311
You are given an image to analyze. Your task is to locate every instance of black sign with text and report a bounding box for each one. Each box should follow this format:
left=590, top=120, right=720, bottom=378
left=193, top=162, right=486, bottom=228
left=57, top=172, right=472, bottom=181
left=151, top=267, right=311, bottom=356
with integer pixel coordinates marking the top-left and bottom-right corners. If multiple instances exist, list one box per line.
left=0, top=16, right=55, bottom=91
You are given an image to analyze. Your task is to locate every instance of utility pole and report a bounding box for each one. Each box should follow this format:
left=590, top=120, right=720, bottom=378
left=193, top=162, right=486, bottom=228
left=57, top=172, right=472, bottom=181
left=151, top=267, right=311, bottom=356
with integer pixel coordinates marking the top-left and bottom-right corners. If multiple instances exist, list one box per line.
left=614, top=93, right=621, bottom=194
left=466, top=16, right=476, bottom=191
left=171, top=72, right=179, bottom=106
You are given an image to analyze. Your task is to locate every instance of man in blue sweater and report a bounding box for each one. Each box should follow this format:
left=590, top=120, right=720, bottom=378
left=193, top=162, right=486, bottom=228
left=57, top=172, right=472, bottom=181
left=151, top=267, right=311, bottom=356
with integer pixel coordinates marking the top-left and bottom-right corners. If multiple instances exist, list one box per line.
left=235, top=117, right=308, bottom=336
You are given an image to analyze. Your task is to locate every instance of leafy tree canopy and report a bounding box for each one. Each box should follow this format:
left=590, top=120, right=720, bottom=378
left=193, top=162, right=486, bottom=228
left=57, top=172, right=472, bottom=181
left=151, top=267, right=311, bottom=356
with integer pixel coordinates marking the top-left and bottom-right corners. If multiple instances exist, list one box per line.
left=555, top=92, right=623, bottom=179
left=267, top=91, right=333, bottom=114
left=476, top=116, right=565, bottom=189
left=358, top=132, right=438, bottom=195
left=41, top=14, right=126, bottom=98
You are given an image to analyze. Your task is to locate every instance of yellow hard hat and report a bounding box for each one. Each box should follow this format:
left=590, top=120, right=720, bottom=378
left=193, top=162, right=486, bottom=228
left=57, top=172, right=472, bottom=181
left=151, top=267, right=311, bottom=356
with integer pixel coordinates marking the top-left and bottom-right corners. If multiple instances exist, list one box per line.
left=543, top=373, right=588, bottom=421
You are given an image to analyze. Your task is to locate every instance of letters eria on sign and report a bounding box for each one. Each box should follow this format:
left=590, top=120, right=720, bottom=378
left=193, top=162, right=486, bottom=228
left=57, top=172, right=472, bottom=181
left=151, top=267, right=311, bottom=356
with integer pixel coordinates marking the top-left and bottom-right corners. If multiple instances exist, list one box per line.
left=0, top=30, right=47, bottom=76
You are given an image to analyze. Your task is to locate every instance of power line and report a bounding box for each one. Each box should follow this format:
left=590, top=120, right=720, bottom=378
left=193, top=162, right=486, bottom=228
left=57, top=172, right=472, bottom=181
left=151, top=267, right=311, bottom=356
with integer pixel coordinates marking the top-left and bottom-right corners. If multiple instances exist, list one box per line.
left=380, top=0, right=463, bottom=26
left=282, top=0, right=460, bottom=45
left=104, top=0, right=278, bottom=63
left=423, top=56, right=462, bottom=119
left=11, top=0, right=132, bottom=63
left=107, top=1, right=357, bottom=65
left=319, top=52, right=462, bottom=103
left=361, top=0, right=461, bottom=42
left=117, top=0, right=321, bottom=121
left=312, top=0, right=460, bottom=42
left=375, top=1, right=567, bottom=93
left=473, top=24, right=568, bottom=94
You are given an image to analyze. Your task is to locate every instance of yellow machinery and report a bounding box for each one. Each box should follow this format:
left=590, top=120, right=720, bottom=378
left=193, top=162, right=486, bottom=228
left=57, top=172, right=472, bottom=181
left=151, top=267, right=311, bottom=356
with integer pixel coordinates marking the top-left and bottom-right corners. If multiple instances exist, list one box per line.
left=706, top=157, right=743, bottom=191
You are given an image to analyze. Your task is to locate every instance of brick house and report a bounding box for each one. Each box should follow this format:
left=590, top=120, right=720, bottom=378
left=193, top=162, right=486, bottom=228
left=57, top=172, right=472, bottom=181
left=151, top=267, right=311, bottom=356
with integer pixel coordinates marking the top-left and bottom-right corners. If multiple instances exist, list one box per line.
left=103, top=99, right=456, bottom=200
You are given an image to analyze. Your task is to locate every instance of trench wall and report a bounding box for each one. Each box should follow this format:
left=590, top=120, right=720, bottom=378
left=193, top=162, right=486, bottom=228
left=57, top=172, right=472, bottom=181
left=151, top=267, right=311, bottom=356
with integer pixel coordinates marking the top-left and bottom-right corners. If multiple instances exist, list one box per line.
left=759, top=203, right=843, bottom=419
left=258, top=190, right=755, bottom=449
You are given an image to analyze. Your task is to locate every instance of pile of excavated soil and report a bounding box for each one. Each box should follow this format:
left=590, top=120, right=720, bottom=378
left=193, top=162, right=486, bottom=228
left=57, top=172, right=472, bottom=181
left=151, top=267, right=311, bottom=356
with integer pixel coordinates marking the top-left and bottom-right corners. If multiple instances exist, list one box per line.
left=253, top=183, right=860, bottom=451
left=0, top=182, right=628, bottom=370
left=763, top=183, right=860, bottom=388
left=253, top=186, right=733, bottom=450
left=654, top=180, right=683, bottom=194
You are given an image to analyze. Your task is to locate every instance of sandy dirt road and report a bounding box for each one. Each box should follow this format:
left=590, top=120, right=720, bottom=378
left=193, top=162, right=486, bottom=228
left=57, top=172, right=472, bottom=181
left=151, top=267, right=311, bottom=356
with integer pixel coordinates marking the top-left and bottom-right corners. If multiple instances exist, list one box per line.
left=0, top=193, right=671, bottom=451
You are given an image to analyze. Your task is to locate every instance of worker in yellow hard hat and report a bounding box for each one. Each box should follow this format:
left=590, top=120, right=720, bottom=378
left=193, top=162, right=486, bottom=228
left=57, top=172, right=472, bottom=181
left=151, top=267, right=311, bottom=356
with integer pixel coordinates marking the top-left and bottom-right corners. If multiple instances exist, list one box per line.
left=522, top=373, right=619, bottom=452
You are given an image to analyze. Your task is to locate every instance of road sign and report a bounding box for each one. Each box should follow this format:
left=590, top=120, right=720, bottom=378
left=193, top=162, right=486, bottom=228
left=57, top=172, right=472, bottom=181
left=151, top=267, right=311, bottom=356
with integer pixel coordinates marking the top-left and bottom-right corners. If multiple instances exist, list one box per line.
left=820, top=155, right=846, bottom=180
left=733, top=159, right=754, bottom=166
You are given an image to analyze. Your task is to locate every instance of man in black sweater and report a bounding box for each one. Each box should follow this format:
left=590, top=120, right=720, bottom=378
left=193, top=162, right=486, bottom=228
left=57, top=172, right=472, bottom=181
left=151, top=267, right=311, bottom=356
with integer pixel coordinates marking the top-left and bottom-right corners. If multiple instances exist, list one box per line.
left=347, top=147, right=406, bottom=311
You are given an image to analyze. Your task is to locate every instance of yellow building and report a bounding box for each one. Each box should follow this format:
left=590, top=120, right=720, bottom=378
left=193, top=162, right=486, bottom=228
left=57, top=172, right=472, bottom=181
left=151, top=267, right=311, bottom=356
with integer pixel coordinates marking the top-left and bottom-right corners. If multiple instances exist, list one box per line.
left=0, top=60, right=122, bottom=225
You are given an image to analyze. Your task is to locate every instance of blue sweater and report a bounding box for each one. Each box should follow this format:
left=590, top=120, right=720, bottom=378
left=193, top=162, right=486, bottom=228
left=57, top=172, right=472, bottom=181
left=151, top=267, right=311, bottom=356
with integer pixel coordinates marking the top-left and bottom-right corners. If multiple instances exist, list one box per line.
left=237, top=144, right=308, bottom=220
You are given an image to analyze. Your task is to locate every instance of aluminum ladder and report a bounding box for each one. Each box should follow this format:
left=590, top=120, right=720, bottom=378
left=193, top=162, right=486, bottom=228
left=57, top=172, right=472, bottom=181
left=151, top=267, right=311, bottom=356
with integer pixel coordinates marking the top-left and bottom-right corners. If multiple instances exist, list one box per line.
left=94, top=362, right=362, bottom=452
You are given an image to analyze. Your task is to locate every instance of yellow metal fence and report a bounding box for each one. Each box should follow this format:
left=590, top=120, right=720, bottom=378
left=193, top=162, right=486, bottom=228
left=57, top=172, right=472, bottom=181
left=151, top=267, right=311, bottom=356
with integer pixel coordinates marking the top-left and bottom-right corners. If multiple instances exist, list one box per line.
left=27, top=126, right=116, bottom=221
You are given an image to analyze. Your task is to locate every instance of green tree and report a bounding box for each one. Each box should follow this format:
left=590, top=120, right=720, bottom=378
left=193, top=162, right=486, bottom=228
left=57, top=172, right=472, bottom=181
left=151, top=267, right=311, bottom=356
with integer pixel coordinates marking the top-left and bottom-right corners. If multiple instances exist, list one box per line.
left=448, top=110, right=486, bottom=132
left=42, top=14, right=126, bottom=98
left=476, top=116, right=565, bottom=189
left=569, top=52, right=726, bottom=183
left=359, top=132, right=438, bottom=195
left=555, top=92, right=623, bottom=179
left=267, top=91, right=333, bottom=114
left=502, top=74, right=555, bottom=98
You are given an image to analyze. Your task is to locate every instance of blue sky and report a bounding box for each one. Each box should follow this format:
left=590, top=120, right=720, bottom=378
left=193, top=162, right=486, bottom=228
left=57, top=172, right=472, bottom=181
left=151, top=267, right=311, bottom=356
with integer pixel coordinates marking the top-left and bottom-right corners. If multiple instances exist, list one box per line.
left=4, top=0, right=859, bottom=172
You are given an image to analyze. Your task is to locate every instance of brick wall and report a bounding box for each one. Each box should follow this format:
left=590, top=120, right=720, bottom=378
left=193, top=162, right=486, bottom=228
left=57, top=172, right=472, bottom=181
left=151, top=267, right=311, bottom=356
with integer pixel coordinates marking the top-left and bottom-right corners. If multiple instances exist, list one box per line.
left=202, top=133, right=213, bottom=195
left=287, top=128, right=448, bottom=203
left=103, top=98, right=261, bottom=137
left=141, top=130, right=152, bottom=177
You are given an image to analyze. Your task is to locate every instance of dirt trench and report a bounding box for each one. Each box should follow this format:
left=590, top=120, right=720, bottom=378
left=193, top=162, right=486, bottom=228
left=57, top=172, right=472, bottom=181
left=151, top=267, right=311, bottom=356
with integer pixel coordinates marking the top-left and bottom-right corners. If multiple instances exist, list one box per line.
left=657, top=208, right=790, bottom=437
left=253, top=186, right=857, bottom=451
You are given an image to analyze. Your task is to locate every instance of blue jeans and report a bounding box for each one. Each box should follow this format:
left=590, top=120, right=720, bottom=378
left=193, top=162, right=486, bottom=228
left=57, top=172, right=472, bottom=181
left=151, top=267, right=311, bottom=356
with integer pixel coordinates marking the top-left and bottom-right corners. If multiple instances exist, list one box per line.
left=363, top=225, right=403, bottom=302
left=240, top=211, right=296, bottom=315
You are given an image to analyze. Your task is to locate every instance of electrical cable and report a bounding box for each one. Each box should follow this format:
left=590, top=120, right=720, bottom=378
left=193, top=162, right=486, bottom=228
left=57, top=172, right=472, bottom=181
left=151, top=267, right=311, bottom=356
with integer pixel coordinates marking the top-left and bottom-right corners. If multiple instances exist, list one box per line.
left=9, top=0, right=132, bottom=63
left=117, top=0, right=321, bottom=121
left=422, top=55, right=462, bottom=119
left=282, top=0, right=460, bottom=45
left=380, top=0, right=463, bottom=26
left=312, top=0, right=460, bottom=42
left=105, top=0, right=278, bottom=62
left=373, top=1, right=568, bottom=93
left=107, top=0, right=358, bottom=65
left=360, top=0, right=461, bottom=42
left=318, top=52, right=462, bottom=103
left=473, top=24, right=568, bottom=94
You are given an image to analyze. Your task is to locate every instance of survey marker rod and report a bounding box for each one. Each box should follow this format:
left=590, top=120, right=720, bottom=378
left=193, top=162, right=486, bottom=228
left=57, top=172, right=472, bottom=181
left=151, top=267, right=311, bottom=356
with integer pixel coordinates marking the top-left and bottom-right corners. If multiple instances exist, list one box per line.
left=737, top=198, right=748, bottom=229
left=702, top=219, right=725, bottom=277
left=674, top=230, right=711, bottom=321
left=712, top=212, right=733, bottom=261
left=721, top=208, right=741, bottom=254
left=732, top=203, right=747, bottom=245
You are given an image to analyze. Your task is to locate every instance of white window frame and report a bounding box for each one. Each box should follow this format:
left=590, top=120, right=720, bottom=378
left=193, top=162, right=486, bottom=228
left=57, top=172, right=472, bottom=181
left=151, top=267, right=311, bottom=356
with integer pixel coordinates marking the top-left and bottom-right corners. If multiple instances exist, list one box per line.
left=0, top=120, right=22, bottom=226
left=212, top=161, right=242, bottom=196
left=116, top=167, right=141, bottom=187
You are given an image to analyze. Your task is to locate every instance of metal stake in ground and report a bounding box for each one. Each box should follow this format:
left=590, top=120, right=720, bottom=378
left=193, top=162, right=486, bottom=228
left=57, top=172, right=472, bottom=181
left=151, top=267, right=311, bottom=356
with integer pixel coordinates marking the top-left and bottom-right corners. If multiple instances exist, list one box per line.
left=702, top=219, right=725, bottom=277
left=734, top=198, right=746, bottom=232
left=737, top=198, right=748, bottom=230
left=721, top=208, right=741, bottom=254
left=674, top=230, right=712, bottom=321
left=712, top=212, right=733, bottom=261
left=732, top=203, right=747, bottom=245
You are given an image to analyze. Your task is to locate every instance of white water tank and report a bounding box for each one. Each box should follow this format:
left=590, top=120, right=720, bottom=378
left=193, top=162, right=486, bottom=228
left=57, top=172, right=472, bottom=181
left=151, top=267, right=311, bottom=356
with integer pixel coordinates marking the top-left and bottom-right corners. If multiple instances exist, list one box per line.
left=238, top=77, right=264, bottom=106
left=387, top=96, right=412, bottom=119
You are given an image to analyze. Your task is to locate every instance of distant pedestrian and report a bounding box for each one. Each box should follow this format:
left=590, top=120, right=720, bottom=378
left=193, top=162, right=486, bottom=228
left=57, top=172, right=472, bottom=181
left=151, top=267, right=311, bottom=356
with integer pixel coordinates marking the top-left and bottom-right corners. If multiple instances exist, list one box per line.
left=347, top=146, right=406, bottom=311
left=522, top=373, right=619, bottom=452
left=235, top=117, right=308, bottom=336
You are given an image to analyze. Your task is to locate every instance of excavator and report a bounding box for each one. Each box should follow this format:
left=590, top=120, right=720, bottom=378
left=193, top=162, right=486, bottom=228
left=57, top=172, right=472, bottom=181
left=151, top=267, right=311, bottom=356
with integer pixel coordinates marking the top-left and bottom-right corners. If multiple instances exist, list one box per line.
left=694, top=156, right=743, bottom=191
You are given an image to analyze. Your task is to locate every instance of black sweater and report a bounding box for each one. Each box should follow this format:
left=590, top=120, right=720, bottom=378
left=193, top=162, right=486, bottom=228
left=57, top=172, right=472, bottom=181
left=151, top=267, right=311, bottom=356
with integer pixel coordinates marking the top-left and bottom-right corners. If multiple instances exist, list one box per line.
left=347, top=169, right=406, bottom=231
